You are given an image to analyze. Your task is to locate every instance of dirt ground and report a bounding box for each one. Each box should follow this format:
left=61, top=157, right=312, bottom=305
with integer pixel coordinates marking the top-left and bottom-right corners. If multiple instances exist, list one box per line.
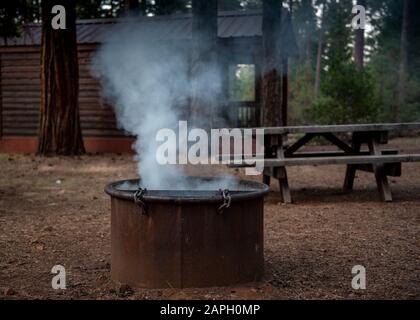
left=0, top=137, right=419, bottom=300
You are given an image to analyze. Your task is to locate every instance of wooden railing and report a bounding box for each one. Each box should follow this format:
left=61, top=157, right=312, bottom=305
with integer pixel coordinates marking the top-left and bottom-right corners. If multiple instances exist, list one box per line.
left=225, top=101, right=259, bottom=127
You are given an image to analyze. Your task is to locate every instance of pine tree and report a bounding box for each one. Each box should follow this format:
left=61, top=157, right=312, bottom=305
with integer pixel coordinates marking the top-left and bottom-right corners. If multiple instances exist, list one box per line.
left=38, top=0, right=85, bottom=155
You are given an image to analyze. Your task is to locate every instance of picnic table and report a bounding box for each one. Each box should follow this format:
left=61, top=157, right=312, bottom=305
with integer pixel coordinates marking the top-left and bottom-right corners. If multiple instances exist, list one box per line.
left=232, top=123, right=420, bottom=203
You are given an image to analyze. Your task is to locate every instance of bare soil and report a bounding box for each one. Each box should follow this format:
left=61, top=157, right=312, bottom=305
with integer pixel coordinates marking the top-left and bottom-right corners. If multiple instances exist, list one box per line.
left=0, top=137, right=419, bottom=300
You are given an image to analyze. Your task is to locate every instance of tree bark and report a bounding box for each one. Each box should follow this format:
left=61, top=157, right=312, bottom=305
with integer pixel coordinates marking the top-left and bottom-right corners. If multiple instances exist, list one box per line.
left=260, top=0, right=284, bottom=127
left=282, top=58, right=289, bottom=126
left=38, top=0, right=85, bottom=155
left=288, top=0, right=293, bottom=14
left=314, top=1, right=325, bottom=97
left=124, top=0, right=140, bottom=14
left=354, top=0, right=366, bottom=71
left=190, top=0, right=218, bottom=128
left=0, top=54, right=2, bottom=138
left=397, top=0, right=409, bottom=121
left=139, top=0, right=147, bottom=15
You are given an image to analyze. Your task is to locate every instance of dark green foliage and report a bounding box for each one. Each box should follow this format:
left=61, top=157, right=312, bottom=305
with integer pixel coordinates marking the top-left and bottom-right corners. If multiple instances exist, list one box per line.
left=218, top=0, right=261, bottom=11
left=305, top=0, right=381, bottom=125
left=306, top=62, right=379, bottom=124
left=0, top=1, right=40, bottom=42
left=151, top=0, right=190, bottom=15
left=76, top=0, right=190, bottom=18
left=289, top=64, right=315, bottom=123
left=229, top=64, right=256, bottom=102
left=76, top=0, right=107, bottom=19
left=292, top=0, right=317, bottom=65
left=323, top=0, right=352, bottom=70
left=0, top=3, right=21, bottom=40
left=368, top=0, right=420, bottom=122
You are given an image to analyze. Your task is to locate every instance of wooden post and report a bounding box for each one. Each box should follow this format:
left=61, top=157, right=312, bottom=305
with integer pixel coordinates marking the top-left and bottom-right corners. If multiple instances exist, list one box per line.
left=281, top=58, right=288, bottom=126
left=260, top=0, right=283, bottom=127
left=343, top=133, right=362, bottom=191
left=0, top=52, right=2, bottom=139
left=274, top=135, right=292, bottom=203
left=262, top=132, right=273, bottom=186
left=273, top=134, right=291, bottom=204
left=368, top=135, right=392, bottom=202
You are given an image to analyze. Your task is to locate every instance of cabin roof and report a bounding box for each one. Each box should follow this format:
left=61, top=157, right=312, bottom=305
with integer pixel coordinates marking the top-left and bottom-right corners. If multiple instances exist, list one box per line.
left=0, top=9, right=297, bottom=53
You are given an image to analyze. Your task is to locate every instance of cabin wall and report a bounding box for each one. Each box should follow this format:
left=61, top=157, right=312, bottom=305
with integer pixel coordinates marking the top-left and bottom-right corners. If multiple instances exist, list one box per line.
left=0, top=44, right=133, bottom=153
left=0, top=39, right=264, bottom=153
left=0, top=44, right=124, bottom=138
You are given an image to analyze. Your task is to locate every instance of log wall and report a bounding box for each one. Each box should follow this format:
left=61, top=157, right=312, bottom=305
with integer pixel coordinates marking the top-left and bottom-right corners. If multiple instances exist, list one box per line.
left=0, top=44, right=125, bottom=138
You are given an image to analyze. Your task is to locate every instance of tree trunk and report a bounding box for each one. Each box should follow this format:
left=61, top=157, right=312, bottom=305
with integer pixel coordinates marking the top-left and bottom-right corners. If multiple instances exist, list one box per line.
left=260, top=0, right=284, bottom=127
left=397, top=0, right=409, bottom=121
left=190, top=0, right=218, bottom=128
left=314, top=1, right=325, bottom=97
left=354, top=0, right=366, bottom=71
left=38, top=0, right=85, bottom=155
left=282, top=58, right=289, bottom=126
left=124, top=0, right=140, bottom=14
left=305, top=36, right=312, bottom=81
left=139, top=0, right=147, bottom=15
left=0, top=54, right=2, bottom=138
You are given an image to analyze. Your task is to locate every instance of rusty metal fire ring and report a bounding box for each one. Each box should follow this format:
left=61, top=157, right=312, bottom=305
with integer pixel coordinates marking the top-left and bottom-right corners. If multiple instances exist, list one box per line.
left=104, top=177, right=270, bottom=288
left=105, top=178, right=269, bottom=204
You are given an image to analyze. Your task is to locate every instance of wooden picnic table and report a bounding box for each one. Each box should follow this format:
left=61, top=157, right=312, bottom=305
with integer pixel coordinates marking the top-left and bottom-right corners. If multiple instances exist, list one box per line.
left=243, top=122, right=420, bottom=203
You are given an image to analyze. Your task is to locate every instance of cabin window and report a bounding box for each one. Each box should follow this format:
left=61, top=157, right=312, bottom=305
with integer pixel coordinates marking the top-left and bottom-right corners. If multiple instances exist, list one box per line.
left=228, top=64, right=256, bottom=102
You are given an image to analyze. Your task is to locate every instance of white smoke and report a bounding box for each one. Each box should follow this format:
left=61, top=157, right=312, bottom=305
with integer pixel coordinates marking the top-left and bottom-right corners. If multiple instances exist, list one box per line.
left=92, top=20, right=237, bottom=190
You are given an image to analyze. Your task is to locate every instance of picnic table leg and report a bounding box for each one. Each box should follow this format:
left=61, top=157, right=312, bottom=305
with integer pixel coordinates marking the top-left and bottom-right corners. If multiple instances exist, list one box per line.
left=263, top=175, right=271, bottom=186
left=343, top=136, right=361, bottom=192
left=276, top=135, right=292, bottom=204
left=369, top=138, right=392, bottom=202
left=275, top=167, right=291, bottom=204
left=262, top=136, right=274, bottom=186
left=343, top=166, right=357, bottom=191
left=263, top=168, right=271, bottom=186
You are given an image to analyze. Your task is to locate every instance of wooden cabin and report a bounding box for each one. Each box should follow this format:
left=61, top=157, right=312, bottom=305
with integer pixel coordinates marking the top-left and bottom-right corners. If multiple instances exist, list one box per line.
left=0, top=10, right=297, bottom=153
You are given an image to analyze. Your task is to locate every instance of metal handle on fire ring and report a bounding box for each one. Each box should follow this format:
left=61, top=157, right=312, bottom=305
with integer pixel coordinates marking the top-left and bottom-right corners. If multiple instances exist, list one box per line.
left=218, top=189, right=231, bottom=214
left=134, top=188, right=148, bottom=215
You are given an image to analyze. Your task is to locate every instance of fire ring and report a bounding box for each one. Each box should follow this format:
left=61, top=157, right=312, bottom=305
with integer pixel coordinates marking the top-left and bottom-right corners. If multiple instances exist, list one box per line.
left=105, top=177, right=269, bottom=288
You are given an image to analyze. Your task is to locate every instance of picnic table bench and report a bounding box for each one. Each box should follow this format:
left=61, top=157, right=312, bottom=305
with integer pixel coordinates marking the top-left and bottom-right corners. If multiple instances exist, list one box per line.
left=228, top=122, right=420, bottom=203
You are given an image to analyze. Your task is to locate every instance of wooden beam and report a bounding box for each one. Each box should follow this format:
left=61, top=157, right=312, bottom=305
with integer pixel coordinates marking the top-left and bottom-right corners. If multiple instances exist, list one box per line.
left=369, top=139, right=392, bottom=202
left=276, top=135, right=291, bottom=203
left=228, top=154, right=420, bottom=167
left=284, top=133, right=316, bottom=156
left=287, top=149, right=398, bottom=158
left=321, top=132, right=355, bottom=154
left=355, top=163, right=401, bottom=177
left=343, top=135, right=362, bottom=191
left=244, top=123, right=420, bottom=135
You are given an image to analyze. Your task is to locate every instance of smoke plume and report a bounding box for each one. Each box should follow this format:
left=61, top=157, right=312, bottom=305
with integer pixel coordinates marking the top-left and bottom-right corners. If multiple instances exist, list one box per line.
left=92, top=20, right=237, bottom=190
